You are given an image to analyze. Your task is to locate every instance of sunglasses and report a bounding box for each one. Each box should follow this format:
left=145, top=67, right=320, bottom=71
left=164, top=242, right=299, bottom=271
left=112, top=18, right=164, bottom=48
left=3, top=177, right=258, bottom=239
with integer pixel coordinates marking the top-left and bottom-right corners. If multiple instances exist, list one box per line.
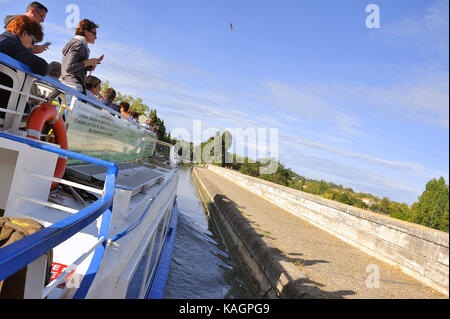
left=31, top=35, right=37, bottom=45
left=36, top=10, right=46, bottom=19
left=32, top=8, right=46, bottom=20
left=89, top=30, right=97, bottom=36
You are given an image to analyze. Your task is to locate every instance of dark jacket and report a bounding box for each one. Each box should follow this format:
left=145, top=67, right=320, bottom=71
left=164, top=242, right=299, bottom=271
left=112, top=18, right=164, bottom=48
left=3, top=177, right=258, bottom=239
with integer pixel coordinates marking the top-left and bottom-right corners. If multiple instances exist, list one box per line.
left=60, top=36, right=92, bottom=91
left=101, top=98, right=121, bottom=113
left=0, top=31, right=49, bottom=76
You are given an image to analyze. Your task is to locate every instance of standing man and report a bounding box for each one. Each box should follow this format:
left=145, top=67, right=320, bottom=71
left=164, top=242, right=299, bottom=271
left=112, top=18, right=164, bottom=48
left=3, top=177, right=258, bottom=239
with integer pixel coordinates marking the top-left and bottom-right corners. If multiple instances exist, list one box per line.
left=4, top=2, right=49, bottom=54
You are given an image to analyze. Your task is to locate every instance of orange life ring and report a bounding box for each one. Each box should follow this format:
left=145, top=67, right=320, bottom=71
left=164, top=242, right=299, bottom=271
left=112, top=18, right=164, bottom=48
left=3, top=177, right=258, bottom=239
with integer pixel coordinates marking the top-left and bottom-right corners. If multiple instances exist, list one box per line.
left=26, top=103, right=68, bottom=190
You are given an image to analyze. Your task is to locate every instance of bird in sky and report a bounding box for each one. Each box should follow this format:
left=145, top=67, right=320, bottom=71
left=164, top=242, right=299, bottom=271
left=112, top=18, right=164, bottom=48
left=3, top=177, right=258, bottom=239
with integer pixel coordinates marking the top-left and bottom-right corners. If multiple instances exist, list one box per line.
left=230, top=23, right=233, bottom=31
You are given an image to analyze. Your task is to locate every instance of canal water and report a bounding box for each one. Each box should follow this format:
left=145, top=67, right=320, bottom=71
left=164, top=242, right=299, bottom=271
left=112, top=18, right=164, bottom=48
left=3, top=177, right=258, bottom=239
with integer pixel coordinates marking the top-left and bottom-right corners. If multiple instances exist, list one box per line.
left=163, top=166, right=250, bottom=299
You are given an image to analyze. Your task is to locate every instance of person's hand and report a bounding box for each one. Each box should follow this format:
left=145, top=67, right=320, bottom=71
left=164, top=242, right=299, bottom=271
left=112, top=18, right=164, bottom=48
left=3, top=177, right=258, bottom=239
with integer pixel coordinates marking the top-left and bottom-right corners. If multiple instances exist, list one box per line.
left=84, top=58, right=101, bottom=67
left=31, top=45, right=48, bottom=54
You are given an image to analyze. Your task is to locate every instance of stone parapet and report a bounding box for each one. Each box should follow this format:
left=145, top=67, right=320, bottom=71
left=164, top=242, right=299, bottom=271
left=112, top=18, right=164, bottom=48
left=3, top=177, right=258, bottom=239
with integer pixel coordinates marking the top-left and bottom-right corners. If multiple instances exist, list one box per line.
left=206, top=164, right=449, bottom=296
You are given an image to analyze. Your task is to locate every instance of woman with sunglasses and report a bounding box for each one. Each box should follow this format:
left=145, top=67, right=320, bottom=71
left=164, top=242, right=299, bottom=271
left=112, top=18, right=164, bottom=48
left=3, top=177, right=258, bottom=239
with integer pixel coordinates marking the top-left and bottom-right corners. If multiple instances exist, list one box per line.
left=0, top=15, right=49, bottom=76
left=60, top=19, right=101, bottom=94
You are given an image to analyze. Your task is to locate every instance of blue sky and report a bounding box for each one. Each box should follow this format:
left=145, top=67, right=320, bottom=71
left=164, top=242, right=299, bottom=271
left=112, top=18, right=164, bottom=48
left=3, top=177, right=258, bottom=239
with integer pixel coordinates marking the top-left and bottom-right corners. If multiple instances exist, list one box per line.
left=1, top=0, right=448, bottom=204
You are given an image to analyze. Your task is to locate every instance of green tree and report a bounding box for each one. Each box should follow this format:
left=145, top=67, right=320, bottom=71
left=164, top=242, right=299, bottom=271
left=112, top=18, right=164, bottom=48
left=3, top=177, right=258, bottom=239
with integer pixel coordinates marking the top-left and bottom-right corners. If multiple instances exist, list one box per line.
left=221, top=130, right=233, bottom=167
left=289, top=180, right=304, bottom=191
left=410, top=177, right=449, bottom=232
left=120, top=95, right=148, bottom=115
left=380, top=197, right=391, bottom=214
left=100, top=81, right=150, bottom=116
left=317, top=180, right=328, bottom=195
left=260, top=162, right=290, bottom=186
left=148, top=108, right=169, bottom=142
left=335, top=192, right=354, bottom=205
left=100, top=80, right=110, bottom=98
left=239, top=158, right=260, bottom=177
left=231, top=153, right=241, bottom=170
left=323, top=191, right=337, bottom=200
left=354, top=199, right=368, bottom=209
left=389, top=202, right=411, bottom=221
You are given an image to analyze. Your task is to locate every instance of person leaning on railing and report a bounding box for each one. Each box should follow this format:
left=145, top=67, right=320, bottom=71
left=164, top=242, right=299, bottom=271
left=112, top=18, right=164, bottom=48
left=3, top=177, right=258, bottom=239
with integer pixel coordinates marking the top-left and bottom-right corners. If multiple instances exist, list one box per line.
left=4, top=1, right=49, bottom=55
left=144, top=118, right=159, bottom=133
left=0, top=15, right=49, bottom=76
left=119, top=101, right=131, bottom=119
left=0, top=15, right=49, bottom=120
left=85, top=75, right=102, bottom=100
left=130, top=111, right=139, bottom=122
left=101, top=87, right=120, bottom=113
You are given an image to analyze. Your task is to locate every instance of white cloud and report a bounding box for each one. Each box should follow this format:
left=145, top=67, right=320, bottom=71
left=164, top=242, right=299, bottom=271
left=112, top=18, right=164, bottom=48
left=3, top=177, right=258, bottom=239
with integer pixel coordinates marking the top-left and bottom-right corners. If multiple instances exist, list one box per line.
left=367, top=0, right=449, bottom=58
left=279, top=132, right=447, bottom=180
left=275, top=70, right=449, bottom=130
left=355, top=0, right=449, bottom=128
left=286, top=152, right=422, bottom=204
left=338, top=74, right=449, bottom=129
left=44, top=22, right=74, bottom=37
left=265, top=81, right=370, bottom=138
left=276, top=136, right=442, bottom=204
left=299, top=129, right=351, bottom=144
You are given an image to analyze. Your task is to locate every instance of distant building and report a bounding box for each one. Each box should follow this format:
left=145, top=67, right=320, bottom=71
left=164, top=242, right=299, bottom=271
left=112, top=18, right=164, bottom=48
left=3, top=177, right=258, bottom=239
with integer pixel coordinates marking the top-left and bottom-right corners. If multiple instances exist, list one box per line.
left=362, top=198, right=376, bottom=206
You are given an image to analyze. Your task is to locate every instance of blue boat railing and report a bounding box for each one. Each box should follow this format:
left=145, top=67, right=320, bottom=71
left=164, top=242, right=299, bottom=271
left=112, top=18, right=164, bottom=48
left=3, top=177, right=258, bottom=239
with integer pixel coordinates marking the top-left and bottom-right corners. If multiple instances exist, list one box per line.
left=0, top=131, right=118, bottom=298
left=0, top=51, right=178, bottom=298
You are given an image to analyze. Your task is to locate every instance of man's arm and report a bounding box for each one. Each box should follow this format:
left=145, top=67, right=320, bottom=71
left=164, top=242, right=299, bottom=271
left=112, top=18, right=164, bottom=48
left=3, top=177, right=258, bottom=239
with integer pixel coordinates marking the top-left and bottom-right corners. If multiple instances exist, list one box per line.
left=10, top=40, right=49, bottom=75
left=31, top=44, right=48, bottom=54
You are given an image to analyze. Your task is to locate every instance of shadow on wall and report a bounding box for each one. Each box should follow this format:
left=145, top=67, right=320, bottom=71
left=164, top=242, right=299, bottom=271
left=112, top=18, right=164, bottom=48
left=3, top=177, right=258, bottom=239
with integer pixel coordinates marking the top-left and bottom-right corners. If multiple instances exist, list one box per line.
left=210, top=193, right=356, bottom=299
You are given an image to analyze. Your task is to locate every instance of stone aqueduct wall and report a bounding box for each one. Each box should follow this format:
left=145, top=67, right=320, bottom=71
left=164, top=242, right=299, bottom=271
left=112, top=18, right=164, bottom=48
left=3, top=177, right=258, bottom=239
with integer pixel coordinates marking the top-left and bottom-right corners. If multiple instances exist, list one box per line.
left=206, top=164, right=449, bottom=295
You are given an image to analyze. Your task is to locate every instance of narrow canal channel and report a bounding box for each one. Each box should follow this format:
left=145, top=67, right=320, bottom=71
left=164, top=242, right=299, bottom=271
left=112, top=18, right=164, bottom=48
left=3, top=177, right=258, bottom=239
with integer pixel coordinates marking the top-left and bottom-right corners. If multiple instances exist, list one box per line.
left=163, top=166, right=250, bottom=298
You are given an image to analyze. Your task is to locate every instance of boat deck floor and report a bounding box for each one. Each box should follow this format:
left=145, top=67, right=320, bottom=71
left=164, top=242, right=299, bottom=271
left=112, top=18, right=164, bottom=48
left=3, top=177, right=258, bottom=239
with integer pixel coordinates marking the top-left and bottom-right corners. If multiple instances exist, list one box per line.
left=66, top=160, right=166, bottom=196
